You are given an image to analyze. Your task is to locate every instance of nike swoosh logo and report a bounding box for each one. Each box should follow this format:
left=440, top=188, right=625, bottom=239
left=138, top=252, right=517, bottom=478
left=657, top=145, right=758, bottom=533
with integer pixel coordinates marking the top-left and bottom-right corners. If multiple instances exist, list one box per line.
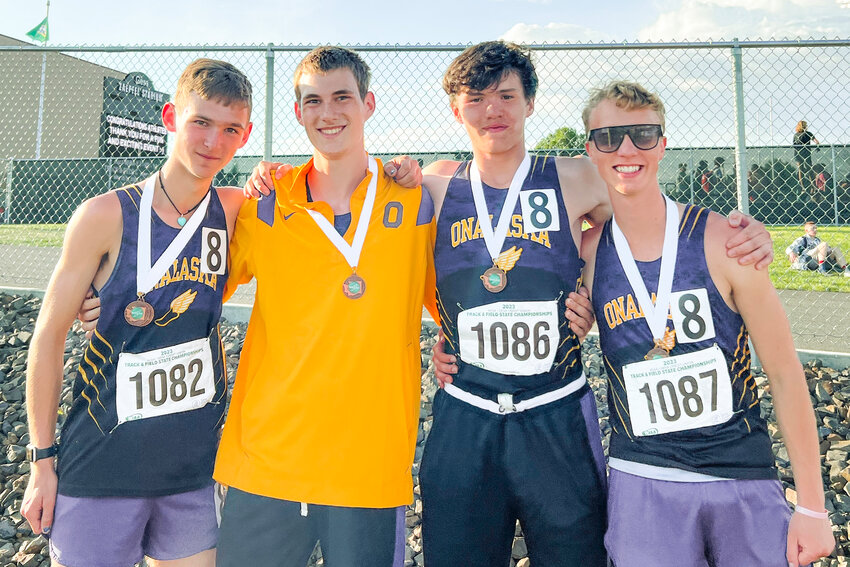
left=284, top=212, right=295, bottom=220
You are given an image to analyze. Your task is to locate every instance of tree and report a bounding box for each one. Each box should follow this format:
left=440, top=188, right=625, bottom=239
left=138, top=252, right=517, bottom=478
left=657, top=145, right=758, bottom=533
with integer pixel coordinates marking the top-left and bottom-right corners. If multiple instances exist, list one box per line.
left=534, top=126, right=584, bottom=151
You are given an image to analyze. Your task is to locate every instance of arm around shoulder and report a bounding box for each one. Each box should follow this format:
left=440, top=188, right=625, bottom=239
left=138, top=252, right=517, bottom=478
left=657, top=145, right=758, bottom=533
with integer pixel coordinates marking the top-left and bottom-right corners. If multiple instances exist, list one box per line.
left=555, top=156, right=611, bottom=228
left=223, top=196, right=259, bottom=302
left=215, top=186, right=248, bottom=236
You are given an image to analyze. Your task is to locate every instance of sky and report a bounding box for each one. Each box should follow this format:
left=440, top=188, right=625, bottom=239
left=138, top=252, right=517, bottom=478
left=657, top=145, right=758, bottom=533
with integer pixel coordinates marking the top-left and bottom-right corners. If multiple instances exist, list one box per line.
left=2, top=0, right=850, bottom=164
left=3, top=0, right=850, bottom=46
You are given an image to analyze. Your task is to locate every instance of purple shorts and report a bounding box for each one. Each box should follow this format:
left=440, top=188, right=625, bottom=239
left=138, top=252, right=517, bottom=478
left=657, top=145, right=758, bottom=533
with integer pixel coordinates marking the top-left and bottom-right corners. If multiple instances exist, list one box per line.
left=49, top=484, right=218, bottom=567
left=605, top=469, right=794, bottom=567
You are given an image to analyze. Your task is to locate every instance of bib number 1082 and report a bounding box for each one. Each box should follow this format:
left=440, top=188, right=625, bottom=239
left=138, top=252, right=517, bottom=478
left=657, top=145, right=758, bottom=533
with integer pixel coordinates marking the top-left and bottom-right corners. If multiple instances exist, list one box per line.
left=127, top=359, right=206, bottom=410
left=470, top=320, right=550, bottom=361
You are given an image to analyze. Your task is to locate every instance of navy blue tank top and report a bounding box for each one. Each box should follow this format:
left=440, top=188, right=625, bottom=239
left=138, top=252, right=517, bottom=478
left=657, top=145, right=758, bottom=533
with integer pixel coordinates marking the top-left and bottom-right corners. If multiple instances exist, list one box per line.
left=57, top=183, right=228, bottom=497
left=592, top=204, right=775, bottom=479
left=435, top=156, right=584, bottom=397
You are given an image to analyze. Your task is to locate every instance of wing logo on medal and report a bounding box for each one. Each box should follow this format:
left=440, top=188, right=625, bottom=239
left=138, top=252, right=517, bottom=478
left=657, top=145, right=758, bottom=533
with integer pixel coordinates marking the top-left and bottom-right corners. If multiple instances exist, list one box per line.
left=645, top=327, right=676, bottom=360
left=481, top=246, right=523, bottom=293
left=154, top=289, right=198, bottom=327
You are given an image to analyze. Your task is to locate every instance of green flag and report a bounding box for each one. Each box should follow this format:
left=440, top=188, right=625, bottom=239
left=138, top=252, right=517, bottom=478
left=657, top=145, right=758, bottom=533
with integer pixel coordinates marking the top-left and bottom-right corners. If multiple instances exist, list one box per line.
left=26, top=17, right=49, bottom=43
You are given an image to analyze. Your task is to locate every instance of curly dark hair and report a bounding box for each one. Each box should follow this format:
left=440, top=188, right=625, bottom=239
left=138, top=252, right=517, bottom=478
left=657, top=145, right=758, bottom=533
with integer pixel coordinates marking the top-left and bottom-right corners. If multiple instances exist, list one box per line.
left=442, top=41, right=538, bottom=102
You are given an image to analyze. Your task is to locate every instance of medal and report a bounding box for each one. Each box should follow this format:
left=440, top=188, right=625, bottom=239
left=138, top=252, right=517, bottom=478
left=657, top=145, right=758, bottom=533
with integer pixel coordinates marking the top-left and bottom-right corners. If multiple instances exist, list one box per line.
left=124, top=293, right=154, bottom=326
left=305, top=156, right=379, bottom=300
left=469, top=153, right=531, bottom=294
left=611, top=196, right=680, bottom=358
left=131, top=175, right=211, bottom=328
left=645, top=343, right=670, bottom=360
left=342, top=273, right=366, bottom=299
left=481, top=266, right=507, bottom=293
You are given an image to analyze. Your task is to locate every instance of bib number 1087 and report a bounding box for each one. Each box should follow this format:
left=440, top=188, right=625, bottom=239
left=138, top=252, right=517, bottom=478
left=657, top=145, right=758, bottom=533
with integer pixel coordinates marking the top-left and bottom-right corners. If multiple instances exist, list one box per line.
left=623, top=345, right=733, bottom=437
left=637, top=369, right=718, bottom=425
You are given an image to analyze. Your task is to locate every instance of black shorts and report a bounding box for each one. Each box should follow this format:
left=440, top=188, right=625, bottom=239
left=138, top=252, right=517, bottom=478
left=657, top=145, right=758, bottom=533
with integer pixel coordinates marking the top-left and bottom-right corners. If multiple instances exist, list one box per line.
left=216, top=488, right=405, bottom=567
left=419, top=385, right=607, bottom=567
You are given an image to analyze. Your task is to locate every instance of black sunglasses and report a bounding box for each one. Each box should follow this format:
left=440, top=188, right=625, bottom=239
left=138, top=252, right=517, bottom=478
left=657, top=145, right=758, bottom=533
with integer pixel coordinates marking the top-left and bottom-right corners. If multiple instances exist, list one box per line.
left=587, top=124, right=664, bottom=153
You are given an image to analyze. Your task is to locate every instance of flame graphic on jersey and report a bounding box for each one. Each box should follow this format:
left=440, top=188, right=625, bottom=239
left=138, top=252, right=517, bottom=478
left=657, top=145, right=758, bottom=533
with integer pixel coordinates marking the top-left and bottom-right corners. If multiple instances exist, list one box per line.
left=495, top=246, right=523, bottom=272
left=154, top=289, right=197, bottom=327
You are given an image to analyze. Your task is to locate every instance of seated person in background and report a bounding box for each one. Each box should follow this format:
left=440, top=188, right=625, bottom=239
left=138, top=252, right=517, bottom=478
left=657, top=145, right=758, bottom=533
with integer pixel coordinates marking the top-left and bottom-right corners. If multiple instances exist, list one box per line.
left=786, top=221, right=849, bottom=276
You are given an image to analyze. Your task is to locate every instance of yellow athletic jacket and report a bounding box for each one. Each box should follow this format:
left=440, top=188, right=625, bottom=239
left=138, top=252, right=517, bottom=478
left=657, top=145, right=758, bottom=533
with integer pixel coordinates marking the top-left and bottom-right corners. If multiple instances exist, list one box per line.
left=214, top=158, right=437, bottom=508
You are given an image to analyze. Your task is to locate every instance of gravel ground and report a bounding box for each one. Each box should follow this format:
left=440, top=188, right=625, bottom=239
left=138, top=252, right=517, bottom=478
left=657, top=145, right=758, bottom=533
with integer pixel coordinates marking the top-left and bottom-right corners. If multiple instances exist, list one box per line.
left=0, top=292, right=847, bottom=566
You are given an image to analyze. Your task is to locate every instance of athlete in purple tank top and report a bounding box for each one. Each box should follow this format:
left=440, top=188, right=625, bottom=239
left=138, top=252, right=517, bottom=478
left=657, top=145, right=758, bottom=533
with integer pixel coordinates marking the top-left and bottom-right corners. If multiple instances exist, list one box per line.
left=578, top=80, right=834, bottom=567
left=21, top=59, right=254, bottom=567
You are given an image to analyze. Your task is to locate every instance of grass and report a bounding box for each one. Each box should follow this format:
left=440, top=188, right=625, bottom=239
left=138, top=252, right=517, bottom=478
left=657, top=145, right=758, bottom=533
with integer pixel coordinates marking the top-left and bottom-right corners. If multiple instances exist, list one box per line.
left=0, top=223, right=66, bottom=247
left=767, top=225, right=850, bottom=293
left=1, top=223, right=848, bottom=292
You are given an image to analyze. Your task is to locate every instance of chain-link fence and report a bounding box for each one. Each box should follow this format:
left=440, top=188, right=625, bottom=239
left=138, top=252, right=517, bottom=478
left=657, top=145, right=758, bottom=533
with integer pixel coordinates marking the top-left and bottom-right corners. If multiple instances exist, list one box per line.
left=0, top=39, right=848, bottom=352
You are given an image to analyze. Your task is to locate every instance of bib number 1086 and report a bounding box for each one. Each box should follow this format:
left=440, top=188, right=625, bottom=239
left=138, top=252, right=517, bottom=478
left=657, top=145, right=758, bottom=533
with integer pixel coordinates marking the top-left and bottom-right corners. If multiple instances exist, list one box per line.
left=470, top=320, right=550, bottom=361
left=127, top=358, right=206, bottom=410
left=457, top=300, right=559, bottom=376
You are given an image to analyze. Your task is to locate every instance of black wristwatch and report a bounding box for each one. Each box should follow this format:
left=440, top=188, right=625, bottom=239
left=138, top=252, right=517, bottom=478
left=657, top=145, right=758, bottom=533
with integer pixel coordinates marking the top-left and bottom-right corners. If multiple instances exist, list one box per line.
left=25, top=444, right=58, bottom=463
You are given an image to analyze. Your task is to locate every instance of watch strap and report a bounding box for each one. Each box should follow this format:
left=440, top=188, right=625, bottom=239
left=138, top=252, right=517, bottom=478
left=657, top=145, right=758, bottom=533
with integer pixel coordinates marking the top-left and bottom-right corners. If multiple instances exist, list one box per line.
left=26, top=444, right=58, bottom=462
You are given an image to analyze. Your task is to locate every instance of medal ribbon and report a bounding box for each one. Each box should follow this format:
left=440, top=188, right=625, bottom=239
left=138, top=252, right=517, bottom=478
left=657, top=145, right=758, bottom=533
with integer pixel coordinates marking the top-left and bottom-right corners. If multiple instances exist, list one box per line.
left=610, top=195, right=679, bottom=343
left=469, top=152, right=531, bottom=262
left=137, top=175, right=211, bottom=295
left=305, top=156, right=378, bottom=270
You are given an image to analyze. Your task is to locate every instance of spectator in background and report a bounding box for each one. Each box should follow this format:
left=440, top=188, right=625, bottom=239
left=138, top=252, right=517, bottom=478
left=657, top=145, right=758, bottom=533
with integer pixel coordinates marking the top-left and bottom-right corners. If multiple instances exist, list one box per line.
left=812, top=164, right=831, bottom=203
left=698, top=159, right=711, bottom=193
left=786, top=221, right=849, bottom=276
left=677, top=162, right=691, bottom=198
left=793, top=120, right=820, bottom=194
left=747, top=163, right=764, bottom=204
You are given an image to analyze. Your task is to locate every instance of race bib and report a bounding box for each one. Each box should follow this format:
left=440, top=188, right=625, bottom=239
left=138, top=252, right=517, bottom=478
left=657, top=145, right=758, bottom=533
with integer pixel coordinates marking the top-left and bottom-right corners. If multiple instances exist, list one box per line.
left=201, top=228, right=227, bottom=275
left=623, top=345, right=733, bottom=437
left=116, top=337, right=216, bottom=425
left=457, top=300, right=559, bottom=375
left=519, top=189, right=560, bottom=233
left=669, top=288, right=715, bottom=344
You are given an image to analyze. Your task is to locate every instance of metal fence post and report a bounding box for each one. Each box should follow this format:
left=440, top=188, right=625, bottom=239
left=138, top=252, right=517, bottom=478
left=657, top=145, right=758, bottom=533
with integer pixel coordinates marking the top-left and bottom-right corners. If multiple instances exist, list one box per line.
left=731, top=39, right=749, bottom=215
left=4, top=159, right=13, bottom=224
left=264, top=44, right=275, bottom=163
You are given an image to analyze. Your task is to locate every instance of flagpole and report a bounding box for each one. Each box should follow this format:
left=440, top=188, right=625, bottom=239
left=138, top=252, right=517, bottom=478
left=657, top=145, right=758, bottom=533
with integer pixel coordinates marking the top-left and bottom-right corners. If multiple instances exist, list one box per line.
left=34, top=0, right=49, bottom=159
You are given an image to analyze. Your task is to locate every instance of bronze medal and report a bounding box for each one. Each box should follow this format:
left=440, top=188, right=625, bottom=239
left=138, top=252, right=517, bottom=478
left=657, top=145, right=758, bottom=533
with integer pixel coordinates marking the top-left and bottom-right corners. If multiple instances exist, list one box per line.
left=644, top=346, right=670, bottom=360
left=481, top=266, right=507, bottom=293
left=342, top=274, right=366, bottom=299
left=125, top=294, right=154, bottom=327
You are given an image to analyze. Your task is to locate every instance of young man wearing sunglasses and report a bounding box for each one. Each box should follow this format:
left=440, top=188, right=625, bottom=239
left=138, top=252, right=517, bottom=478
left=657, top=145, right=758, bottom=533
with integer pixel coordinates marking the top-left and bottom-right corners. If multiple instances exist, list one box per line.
left=421, top=43, right=776, bottom=567
left=577, top=80, right=833, bottom=567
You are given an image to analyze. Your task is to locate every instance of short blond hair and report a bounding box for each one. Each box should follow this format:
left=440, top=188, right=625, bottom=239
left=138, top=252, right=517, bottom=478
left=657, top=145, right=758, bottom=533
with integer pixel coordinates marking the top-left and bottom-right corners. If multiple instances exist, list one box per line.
left=174, top=58, right=253, bottom=118
left=582, top=80, right=665, bottom=133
